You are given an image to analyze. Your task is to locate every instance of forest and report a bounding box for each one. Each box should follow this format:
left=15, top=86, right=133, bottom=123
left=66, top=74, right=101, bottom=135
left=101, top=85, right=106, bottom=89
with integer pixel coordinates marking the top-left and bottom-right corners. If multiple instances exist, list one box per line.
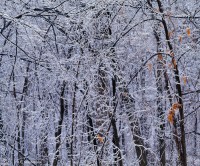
left=0, top=0, right=200, bottom=166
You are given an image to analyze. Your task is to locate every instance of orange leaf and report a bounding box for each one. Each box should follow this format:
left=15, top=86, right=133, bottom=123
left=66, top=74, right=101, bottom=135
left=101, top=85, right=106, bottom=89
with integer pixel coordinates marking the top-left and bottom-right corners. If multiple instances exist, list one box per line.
left=168, top=103, right=182, bottom=124
left=186, top=27, right=191, bottom=37
left=182, top=76, right=187, bottom=85
left=168, top=113, right=174, bottom=124
left=168, top=109, right=175, bottom=124
left=97, top=134, right=104, bottom=143
left=172, top=103, right=182, bottom=110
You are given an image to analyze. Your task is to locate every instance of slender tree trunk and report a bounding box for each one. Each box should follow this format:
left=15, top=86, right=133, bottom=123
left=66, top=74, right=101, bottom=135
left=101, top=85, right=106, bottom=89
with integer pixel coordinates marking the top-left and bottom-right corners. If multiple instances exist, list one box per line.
left=154, top=27, right=166, bottom=166
left=111, top=39, right=147, bottom=166
left=112, top=77, right=123, bottom=166
left=156, top=58, right=166, bottom=166
left=194, top=115, right=197, bottom=155
left=53, top=81, right=66, bottom=166
left=156, top=0, right=187, bottom=165
left=12, top=28, right=23, bottom=166
left=87, top=114, right=101, bottom=166
left=40, top=130, right=49, bottom=165
left=70, top=60, right=81, bottom=166
left=20, top=68, right=29, bottom=166
left=111, top=117, right=123, bottom=166
left=121, top=90, right=147, bottom=166
left=0, top=110, right=3, bottom=140
left=11, top=51, right=29, bottom=166
left=130, top=115, right=147, bottom=166
left=70, top=85, right=75, bottom=166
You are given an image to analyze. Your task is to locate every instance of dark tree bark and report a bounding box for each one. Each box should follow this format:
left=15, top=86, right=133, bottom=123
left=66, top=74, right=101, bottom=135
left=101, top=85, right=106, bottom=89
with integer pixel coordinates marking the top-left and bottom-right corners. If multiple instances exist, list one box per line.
left=112, top=77, right=123, bottom=166
left=87, top=114, right=101, bottom=166
left=53, top=81, right=66, bottom=166
left=155, top=0, right=187, bottom=165
left=154, top=27, right=166, bottom=166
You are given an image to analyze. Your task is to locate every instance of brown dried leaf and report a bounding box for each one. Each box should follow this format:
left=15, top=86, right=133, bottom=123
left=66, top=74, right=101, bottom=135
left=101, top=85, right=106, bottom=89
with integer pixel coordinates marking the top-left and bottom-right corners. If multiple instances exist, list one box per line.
left=97, top=134, right=104, bottom=143
left=168, top=109, right=175, bottom=124
left=186, top=27, right=191, bottom=37
left=172, top=103, right=182, bottom=110
left=182, top=76, right=187, bottom=85
left=168, top=103, right=182, bottom=124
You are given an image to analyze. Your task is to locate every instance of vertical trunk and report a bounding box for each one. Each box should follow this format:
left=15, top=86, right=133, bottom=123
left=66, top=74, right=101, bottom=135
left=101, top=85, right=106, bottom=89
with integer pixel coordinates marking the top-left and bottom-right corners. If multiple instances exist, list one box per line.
left=35, top=138, right=38, bottom=165
left=14, top=68, right=29, bottom=166
left=17, top=113, right=22, bottom=166
left=21, top=114, right=25, bottom=165
left=110, top=32, right=147, bottom=166
left=64, top=87, right=71, bottom=163
left=0, top=110, right=3, bottom=140
left=53, top=81, right=66, bottom=166
left=63, top=84, right=70, bottom=163
left=12, top=144, right=15, bottom=165
left=87, top=114, right=101, bottom=166
left=129, top=115, right=147, bottom=166
left=112, top=78, right=123, bottom=166
left=94, top=7, right=147, bottom=166
left=154, top=27, right=166, bottom=166
left=34, top=63, right=49, bottom=165
left=156, top=0, right=187, bottom=165
left=13, top=28, right=23, bottom=166
left=194, top=115, right=197, bottom=155
left=70, top=61, right=80, bottom=166
left=0, top=108, right=3, bottom=163
left=11, top=28, right=29, bottom=166
left=121, top=91, right=147, bottom=166
left=20, top=72, right=29, bottom=166
left=40, top=131, right=49, bottom=165
left=111, top=117, right=123, bottom=166
left=156, top=57, right=166, bottom=166
left=174, top=67, right=187, bottom=166
left=11, top=28, right=25, bottom=166
left=70, top=85, right=76, bottom=166
left=94, top=10, right=123, bottom=164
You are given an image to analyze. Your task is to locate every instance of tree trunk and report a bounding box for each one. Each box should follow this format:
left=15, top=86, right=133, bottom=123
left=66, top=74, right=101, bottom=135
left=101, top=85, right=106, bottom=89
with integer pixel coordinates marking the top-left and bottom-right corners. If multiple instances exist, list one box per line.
left=121, top=90, right=147, bottom=166
left=112, top=77, right=123, bottom=166
left=87, top=114, right=101, bottom=166
left=154, top=27, right=166, bottom=166
left=156, top=0, right=187, bottom=165
left=53, top=81, right=66, bottom=166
